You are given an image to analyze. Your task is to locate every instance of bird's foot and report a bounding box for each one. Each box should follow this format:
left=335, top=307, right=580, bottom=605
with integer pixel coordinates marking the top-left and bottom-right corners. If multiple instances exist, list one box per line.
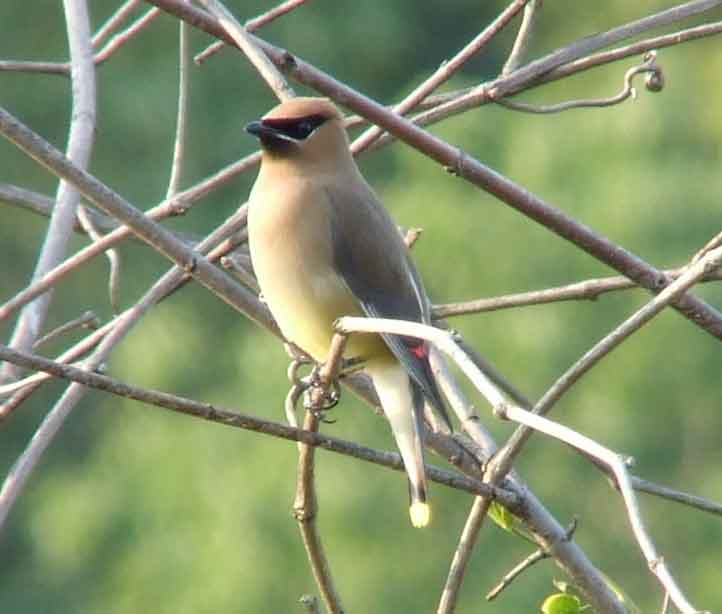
left=303, top=366, right=340, bottom=421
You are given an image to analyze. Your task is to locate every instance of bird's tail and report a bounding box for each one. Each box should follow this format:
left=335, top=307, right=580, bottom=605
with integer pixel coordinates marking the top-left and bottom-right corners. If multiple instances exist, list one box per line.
left=367, top=360, right=430, bottom=528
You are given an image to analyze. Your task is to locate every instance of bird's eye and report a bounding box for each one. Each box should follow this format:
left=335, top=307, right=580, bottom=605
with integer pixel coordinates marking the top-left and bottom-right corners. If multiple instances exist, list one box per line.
left=298, top=120, right=314, bottom=138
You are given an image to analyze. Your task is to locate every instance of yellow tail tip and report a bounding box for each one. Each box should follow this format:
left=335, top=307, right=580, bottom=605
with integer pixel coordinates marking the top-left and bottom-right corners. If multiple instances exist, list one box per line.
left=409, top=501, right=431, bottom=528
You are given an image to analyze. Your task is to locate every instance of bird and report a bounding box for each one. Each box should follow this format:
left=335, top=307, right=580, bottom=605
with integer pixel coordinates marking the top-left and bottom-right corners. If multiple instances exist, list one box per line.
left=245, top=97, right=449, bottom=528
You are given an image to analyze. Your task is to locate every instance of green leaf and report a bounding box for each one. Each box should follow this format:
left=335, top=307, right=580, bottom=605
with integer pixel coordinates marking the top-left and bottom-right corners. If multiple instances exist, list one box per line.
left=489, top=501, right=516, bottom=532
left=541, top=593, right=584, bottom=614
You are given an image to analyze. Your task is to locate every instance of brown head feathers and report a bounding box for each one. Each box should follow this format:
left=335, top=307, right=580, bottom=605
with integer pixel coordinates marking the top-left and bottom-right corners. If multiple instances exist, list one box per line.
left=262, top=97, right=343, bottom=122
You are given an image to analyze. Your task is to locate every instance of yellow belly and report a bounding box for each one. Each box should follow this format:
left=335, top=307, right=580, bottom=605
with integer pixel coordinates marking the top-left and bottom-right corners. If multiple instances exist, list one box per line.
left=249, top=181, right=387, bottom=364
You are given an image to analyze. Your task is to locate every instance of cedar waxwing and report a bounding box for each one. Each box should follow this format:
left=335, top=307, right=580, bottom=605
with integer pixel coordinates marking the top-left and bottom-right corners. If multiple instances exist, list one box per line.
left=246, top=97, right=449, bottom=528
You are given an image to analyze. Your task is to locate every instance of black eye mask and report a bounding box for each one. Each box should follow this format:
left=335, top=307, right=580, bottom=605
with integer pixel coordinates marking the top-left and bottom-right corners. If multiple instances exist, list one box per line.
left=261, top=114, right=328, bottom=141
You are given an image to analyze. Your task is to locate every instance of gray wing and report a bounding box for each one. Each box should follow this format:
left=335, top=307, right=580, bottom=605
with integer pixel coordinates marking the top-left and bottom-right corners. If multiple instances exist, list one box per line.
left=325, top=182, right=450, bottom=427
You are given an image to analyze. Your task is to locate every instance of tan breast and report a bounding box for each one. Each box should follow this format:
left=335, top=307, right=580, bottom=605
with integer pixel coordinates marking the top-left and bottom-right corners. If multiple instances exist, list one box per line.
left=248, top=169, right=386, bottom=363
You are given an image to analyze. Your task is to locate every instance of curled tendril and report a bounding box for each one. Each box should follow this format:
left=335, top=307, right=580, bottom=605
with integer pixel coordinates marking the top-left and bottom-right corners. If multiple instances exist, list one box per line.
left=497, top=49, right=665, bottom=114
left=285, top=357, right=341, bottom=425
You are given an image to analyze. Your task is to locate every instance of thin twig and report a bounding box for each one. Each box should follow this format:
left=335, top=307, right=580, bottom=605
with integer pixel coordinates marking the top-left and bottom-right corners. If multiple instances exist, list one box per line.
left=335, top=318, right=624, bottom=613
left=495, top=403, right=700, bottom=614
left=0, top=201, right=249, bottom=529
left=350, top=0, right=530, bottom=153
left=93, top=8, right=161, bottom=66
left=486, top=549, right=548, bottom=601
left=335, top=314, right=709, bottom=612
left=485, top=519, right=577, bottom=602
left=434, top=267, right=722, bottom=318
left=0, top=0, right=97, bottom=526
left=491, top=0, right=722, bottom=98
left=220, top=252, right=260, bottom=293
left=32, top=311, right=100, bottom=350
left=634, top=478, right=722, bottom=518
left=0, top=206, right=248, bottom=402
left=166, top=20, right=191, bottom=199
left=1, top=0, right=97, bottom=383
left=540, top=19, right=722, bottom=86
left=428, top=347, right=497, bottom=454
left=0, top=344, right=517, bottom=506
left=489, top=243, right=722, bottom=483
left=0, top=7, right=161, bottom=77
left=290, top=334, right=349, bottom=614
left=194, top=0, right=313, bottom=64
left=0, top=60, right=69, bottom=76
left=335, top=317, right=508, bottom=409
left=195, top=0, right=295, bottom=100
left=0, top=182, right=199, bottom=246
left=497, top=52, right=663, bottom=114
left=293, top=410, right=345, bottom=614
left=502, top=0, right=542, bottom=74
left=76, top=206, right=122, bottom=313
left=0, top=148, right=260, bottom=325
left=390, top=16, right=722, bottom=139
left=436, top=496, right=492, bottom=614
left=434, top=339, right=722, bottom=518
left=692, top=228, right=722, bottom=264
left=92, top=0, right=142, bottom=48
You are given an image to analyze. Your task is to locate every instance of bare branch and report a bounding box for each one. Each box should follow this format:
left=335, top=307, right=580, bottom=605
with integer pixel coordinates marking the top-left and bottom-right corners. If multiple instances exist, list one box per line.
left=335, top=317, right=625, bottom=613
left=540, top=19, right=722, bottom=85
left=195, top=0, right=314, bottom=65
left=0, top=344, right=516, bottom=506
left=0, top=60, right=69, bottom=76
left=633, top=478, right=722, bottom=518
left=293, top=410, right=345, bottom=614
left=437, top=496, right=492, bottom=614
left=166, top=20, right=191, bottom=200
left=220, top=252, right=260, bottom=293
left=350, top=0, right=531, bottom=153
left=76, top=206, right=122, bottom=313
left=0, top=108, right=267, bottom=325
left=389, top=18, right=722, bottom=140
left=92, top=0, right=142, bottom=48
left=502, top=0, right=542, bottom=74
left=435, top=339, right=722, bottom=521
left=0, top=0, right=98, bottom=526
left=428, top=347, right=497, bottom=454
left=32, top=310, right=100, bottom=350
left=497, top=51, right=663, bottom=114
left=486, top=548, right=548, bottom=601
left=0, top=147, right=260, bottom=325
left=1, top=208, right=249, bottom=403
left=0, top=7, right=161, bottom=77
left=337, top=313, right=703, bottom=610
left=490, top=242, right=722, bottom=483
left=692, top=228, right=722, bottom=264
left=1, top=183, right=125, bottom=237
left=1, top=0, right=97, bottom=382
left=491, top=0, right=722, bottom=98
left=434, top=267, right=722, bottom=318
left=0, top=199, right=249, bottom=529
left=495, top=403, right=700, bottom=613
left=195, top=0, right=295, bottom=101
left=93, top=8, right=161, bottom=66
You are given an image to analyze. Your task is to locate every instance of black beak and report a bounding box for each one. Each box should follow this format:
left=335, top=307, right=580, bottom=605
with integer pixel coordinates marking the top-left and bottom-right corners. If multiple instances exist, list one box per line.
left=245, top=120, right=272, bottom=138
left=245, top=120, right=297, bottom=151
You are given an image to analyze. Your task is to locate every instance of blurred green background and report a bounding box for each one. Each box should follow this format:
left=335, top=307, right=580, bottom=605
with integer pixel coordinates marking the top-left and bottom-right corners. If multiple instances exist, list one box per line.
left=2, top=1, right=722, bottom=612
